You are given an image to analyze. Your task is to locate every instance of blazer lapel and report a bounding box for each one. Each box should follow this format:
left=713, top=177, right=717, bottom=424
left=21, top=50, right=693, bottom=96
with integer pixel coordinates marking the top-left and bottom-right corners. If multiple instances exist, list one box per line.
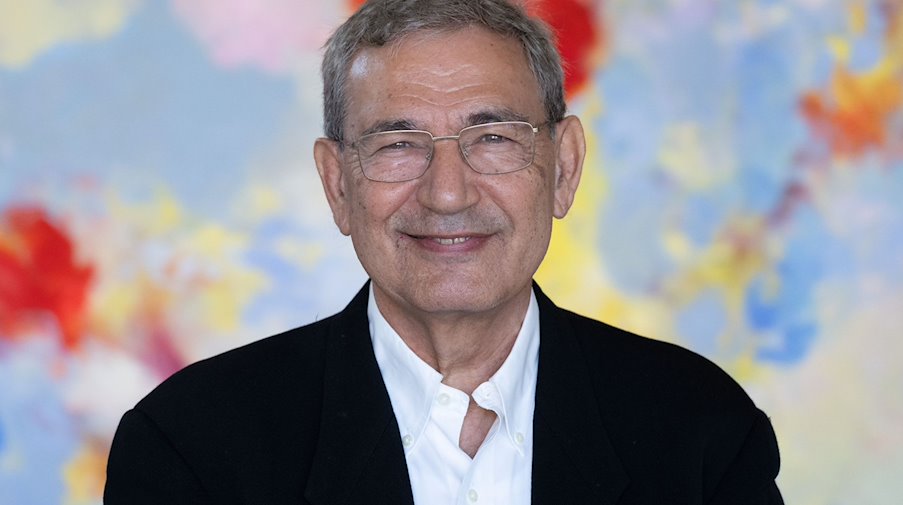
left=532, top=285, right=630, bottom=505
left=303, top=282, right=628, bottom=505
left=304, top=283, right=415, bottom=505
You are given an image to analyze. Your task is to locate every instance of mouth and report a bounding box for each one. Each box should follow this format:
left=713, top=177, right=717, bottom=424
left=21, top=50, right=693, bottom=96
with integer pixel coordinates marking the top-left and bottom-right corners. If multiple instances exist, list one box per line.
left=431, top=236, right=471, bottom=245
left=403, top=233, right=488, bottom=254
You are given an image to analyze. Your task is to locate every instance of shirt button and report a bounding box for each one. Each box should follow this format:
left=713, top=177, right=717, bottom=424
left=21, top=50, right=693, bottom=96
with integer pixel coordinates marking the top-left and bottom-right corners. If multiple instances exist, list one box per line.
left=467, top=489, right=479, bottom=502
left=515, top=432, right=525, bottom=445
left=437, top=393, right=451, bottom=405
left=402, top=435, right=413, bottom=447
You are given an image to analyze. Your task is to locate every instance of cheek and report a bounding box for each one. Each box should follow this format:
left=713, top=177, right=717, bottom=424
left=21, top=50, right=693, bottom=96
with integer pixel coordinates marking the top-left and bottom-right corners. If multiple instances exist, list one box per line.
left=504, top=166, right=556, bottom=213
left=516, top=170, right=557, bottom=240
left=348, top=181, right=416, bottom=229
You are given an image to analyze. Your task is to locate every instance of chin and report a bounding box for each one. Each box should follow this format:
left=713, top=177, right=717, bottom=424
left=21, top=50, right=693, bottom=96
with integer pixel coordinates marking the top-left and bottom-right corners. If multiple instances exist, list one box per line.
left=404, top=275, right=527, bottom=315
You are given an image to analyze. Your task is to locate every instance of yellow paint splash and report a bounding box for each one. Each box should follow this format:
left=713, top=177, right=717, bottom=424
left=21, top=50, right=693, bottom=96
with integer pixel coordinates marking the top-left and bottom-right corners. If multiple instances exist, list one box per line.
left=90, top=188, right=268, bottom=344
left=107, top=188, right=185, bottom=237
left=0, top=0, right=142, bottom=68
left=275, top=237, right=325, bottom=270
left=849, top=1, right=868, bottom=36
left=659, top=122, right=734, bottom=191
left=63, top=442, right=107, bottom=504
left=826, top=36, right=851, bottom=64
left=245, top=185, right=284, bottom=220
left=184, top=224, right=268, bottom=333
left=535, top=97, right=677, bottom=341
left=663, top=216, right=777, bottom=376
left=536, top=96, right=610, bottom=316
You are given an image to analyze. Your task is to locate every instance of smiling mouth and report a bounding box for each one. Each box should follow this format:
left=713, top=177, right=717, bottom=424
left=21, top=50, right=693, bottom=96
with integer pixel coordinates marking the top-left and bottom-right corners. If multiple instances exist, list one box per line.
left=432, top=237, right=471, bottom=245
left=405, top=233, right=486, bottom=250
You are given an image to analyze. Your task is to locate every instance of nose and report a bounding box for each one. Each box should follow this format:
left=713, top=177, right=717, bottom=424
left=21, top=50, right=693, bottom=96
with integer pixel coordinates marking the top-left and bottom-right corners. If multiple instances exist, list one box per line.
left=415, top=138, right=479, bottom=214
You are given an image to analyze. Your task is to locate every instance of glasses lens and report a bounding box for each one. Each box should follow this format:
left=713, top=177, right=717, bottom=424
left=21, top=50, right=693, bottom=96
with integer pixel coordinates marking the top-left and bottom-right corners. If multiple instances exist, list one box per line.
left=459, top=122, right=535, bottom=174
left=357, top=131, right=432, bottom=182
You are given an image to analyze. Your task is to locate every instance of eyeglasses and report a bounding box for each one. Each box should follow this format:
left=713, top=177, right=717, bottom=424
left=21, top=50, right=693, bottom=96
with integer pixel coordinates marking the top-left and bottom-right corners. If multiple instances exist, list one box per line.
left=347, top=121, right=549, bottom=182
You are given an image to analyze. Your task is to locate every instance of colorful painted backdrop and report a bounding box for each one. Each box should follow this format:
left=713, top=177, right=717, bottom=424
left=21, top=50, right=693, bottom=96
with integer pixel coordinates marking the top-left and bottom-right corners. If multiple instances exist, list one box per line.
left=1, top=1, right=901, bottom=504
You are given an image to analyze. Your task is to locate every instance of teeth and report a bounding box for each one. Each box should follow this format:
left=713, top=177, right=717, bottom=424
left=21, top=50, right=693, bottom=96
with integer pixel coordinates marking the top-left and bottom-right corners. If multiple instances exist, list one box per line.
left=433, top=237, right=470, bottom=245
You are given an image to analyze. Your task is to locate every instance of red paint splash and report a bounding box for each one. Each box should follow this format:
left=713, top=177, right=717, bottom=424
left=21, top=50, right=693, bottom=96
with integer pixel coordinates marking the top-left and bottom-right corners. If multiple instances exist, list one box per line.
left=345, top=0, right=604, bottom=99
left=526, top=0, right=603, bottom=99
left=799, top=0, right=903, bottom=162
left=0, top=207, right=94, bottom=349
left=800, top=65, right=903, bottom=159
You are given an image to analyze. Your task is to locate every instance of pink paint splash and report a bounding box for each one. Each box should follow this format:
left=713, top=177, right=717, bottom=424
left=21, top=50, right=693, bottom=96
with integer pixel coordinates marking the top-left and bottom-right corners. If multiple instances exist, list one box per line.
left=171, top=0, right=340, bottom=74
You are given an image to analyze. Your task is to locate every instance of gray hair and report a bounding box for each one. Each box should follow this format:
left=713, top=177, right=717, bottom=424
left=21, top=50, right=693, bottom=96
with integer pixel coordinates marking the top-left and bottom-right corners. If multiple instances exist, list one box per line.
left=321, top=0, right=566, bottom=143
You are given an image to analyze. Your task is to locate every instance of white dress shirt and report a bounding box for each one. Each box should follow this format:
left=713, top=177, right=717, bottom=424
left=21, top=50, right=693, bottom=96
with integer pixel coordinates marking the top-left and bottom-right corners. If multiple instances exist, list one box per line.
left=368, top=286, right=540, bottom=505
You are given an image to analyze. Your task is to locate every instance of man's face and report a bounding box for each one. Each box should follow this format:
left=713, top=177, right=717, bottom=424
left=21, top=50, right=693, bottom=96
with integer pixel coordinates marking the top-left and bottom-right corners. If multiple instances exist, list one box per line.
left=315, top=27, right=583, bottom=320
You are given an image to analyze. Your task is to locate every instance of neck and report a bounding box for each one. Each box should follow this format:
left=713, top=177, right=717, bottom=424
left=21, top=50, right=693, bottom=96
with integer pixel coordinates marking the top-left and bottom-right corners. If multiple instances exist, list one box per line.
left=372, top=284, right=531, bottom=394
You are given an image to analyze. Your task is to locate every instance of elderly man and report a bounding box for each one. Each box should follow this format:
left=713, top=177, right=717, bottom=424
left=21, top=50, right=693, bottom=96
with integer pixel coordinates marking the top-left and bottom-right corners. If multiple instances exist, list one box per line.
left=105, top=0, right=783, bottom=504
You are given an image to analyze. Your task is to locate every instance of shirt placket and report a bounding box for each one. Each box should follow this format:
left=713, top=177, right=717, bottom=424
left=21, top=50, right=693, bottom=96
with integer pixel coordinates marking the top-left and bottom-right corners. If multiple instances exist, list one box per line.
left=458, top=382, right=508, bottom=505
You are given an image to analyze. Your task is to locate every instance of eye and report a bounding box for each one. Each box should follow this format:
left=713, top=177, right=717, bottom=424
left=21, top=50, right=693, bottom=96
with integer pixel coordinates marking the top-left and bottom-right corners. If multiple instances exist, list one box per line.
left=361, top=132, right=429, bottom=156
left=378, top=140, right=415, bottom=151
left=477, top=133, right=514, bottom=144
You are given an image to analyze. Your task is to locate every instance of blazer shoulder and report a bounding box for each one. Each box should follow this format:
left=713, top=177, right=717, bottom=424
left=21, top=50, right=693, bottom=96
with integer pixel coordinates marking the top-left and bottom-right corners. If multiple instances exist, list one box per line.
left=107, top=313, right=349, bottom=503
left=558, top=306, right=758, bottom=417
left=135, top=313, right=337, bottom=419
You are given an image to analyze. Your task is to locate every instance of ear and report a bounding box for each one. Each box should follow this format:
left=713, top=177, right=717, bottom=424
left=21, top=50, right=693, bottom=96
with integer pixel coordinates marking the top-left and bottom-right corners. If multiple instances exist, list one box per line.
left=552, top=115, right=586, bottom=219
left=314, top=138, right=352, bottom=235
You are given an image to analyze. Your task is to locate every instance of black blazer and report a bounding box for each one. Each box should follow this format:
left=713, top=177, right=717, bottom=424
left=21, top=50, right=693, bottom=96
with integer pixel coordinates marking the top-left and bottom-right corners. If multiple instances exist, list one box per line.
left=105, top=283, right=783, bottom=504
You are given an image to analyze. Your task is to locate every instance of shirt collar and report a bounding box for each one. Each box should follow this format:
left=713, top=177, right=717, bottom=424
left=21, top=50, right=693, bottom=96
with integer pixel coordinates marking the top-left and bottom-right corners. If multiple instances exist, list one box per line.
left=369, top=285, right=540, bottom=455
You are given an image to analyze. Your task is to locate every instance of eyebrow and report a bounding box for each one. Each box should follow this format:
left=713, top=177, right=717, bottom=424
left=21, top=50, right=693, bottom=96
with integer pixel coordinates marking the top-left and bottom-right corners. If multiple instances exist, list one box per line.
left=356, top=108, right=533, bottom=138
left=466, top=108, right=530, bottom=125
left=358, top=119, right=420, bottom=137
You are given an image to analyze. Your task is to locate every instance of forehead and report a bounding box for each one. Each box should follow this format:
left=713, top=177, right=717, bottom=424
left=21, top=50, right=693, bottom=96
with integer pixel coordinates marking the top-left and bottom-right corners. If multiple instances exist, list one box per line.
left=344, top=27, right=544, bottom=135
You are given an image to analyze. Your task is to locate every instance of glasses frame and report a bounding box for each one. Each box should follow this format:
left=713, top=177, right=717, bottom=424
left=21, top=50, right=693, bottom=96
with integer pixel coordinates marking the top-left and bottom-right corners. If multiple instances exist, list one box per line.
left=347, top=120, right=550, bottom=182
